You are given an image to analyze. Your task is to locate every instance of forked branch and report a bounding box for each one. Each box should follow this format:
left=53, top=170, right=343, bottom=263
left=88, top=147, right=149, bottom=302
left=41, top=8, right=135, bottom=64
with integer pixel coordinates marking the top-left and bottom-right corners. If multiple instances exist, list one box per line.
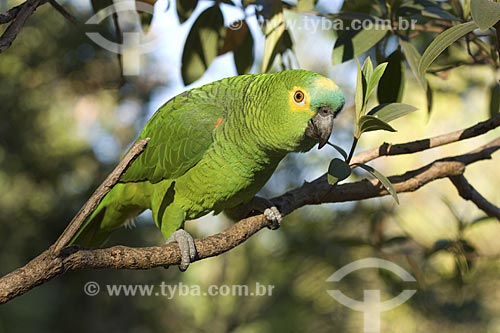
left=0, top=128, right=498, bottom=304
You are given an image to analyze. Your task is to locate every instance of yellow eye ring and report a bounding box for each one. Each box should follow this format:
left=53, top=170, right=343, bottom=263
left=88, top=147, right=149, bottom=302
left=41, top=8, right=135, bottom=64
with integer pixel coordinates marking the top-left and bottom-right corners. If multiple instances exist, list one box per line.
left=293, top=90, right=305, bottom=104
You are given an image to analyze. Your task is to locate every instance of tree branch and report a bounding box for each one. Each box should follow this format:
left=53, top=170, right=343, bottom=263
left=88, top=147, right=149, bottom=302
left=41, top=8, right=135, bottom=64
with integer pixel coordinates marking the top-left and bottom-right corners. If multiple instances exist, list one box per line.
left=449, top=175, right=500, bottom=220
left=351, top=114, right=500, bottom=165
left=52, top=138, right=150, bottom=254
left=0, top=2, right=24, bottom=24
left=0, top=0, right=77, bottom=52
left=1, top=136, right=498, bottom=305
left=274, top=137, right=500, bottom=215
left=0, top=0, right=47, bottom=53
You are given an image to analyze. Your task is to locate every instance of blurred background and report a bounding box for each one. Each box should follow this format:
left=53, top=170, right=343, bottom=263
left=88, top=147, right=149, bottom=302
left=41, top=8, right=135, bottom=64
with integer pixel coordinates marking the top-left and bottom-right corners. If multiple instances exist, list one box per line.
left=1, top=0, right=499, bottom=332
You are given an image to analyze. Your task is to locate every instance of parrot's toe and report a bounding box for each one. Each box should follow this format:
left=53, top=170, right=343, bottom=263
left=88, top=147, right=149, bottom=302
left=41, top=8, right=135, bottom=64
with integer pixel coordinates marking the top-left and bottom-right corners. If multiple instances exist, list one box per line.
left=166, top=229, right=197, bottom=271
left=264, top=206, right=282, bottom=230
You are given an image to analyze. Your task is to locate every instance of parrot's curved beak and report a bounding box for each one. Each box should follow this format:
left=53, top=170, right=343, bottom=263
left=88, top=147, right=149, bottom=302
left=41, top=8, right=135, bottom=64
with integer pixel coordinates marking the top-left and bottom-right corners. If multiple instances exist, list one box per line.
left=305, top=106, right=335, bottom=149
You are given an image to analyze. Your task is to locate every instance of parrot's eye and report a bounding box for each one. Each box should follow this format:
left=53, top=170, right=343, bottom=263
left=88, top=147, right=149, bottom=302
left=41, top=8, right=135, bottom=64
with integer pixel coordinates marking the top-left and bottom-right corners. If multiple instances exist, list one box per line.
left=293, top=90, right=305, bottom=104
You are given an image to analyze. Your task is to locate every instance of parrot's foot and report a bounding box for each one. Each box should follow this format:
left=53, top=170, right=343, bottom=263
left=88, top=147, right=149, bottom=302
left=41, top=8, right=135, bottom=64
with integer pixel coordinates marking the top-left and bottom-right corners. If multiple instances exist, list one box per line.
left=264, top=206, right=282, bottom=230
left=166, top=229, right=197, bottom=271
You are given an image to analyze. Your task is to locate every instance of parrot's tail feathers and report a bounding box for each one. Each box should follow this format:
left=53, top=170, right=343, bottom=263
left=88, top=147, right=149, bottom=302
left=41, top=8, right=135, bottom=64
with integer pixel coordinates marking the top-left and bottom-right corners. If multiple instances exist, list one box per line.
left=69, top=182, right=149, bottom=247
left=69, top=207, right=112, bottom=247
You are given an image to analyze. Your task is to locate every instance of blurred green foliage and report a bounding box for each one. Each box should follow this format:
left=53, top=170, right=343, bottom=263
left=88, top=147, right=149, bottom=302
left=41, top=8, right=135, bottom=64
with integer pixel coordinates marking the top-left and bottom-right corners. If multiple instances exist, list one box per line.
left=1, top=1, right=500, bottom=333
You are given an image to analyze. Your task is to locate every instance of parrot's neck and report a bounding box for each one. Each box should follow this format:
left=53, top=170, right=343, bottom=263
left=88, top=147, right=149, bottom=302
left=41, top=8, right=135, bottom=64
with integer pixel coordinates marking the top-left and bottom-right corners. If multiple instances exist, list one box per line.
left=236, top=75, right=314, bottom=154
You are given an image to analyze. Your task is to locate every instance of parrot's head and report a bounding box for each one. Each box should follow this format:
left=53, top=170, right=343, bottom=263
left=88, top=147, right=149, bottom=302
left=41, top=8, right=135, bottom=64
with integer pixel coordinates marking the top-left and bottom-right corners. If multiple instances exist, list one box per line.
left=267, top=70, right=344, bottom=151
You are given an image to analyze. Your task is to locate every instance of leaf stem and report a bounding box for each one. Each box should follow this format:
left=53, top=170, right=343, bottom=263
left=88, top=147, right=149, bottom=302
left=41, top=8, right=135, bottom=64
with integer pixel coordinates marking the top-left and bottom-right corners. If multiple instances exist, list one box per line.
left=346, top=137, right=359, bottom=164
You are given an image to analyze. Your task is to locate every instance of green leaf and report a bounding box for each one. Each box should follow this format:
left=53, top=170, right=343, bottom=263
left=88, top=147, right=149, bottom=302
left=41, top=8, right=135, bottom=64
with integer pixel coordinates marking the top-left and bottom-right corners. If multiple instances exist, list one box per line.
left=426, top=80, right=433, bottom=115
left=260, top=2, right=287, bottom=72
left=463, top=0, right=471, bottom=19
left=91, top=0, right=113, bottom=14
left=400, top=39, right=425, bottom=89
left=358, top=115, right=396, bottom=134
left=418, top=21, right=477, bottom=82
left=332, top=23, right=388, bottom=64
left=366, top=62, right=388, bottom=101
left=367, top=103, right=418, bottom=123
left=471, top=0, right=500, bottom=31
left=177, top=0, right=198, bottom=23
left=355, top=59, right=366, bottom=120
left=262, top=29, right=293, bottom=72
left=340, top=0, right=375, bottom=13
left=327, top=158, right=351, bottom=185
left=181, top=6, right=225, bottom=85
left=220, top=20, right=255, bottom=74
left=489, top=82, right=500, bottom=117
left=233, top=21, right=254, bottom=74
left=397, top=2, right=459, bottom=21
left=355, top=163, right=399, bottom=204
left=297, top=0, right=318, bottom=12
left=377, top=50, right=405, bottom=104
left=327, top=142, right=348, bottom=160
left=360, top=57, right=388, bottom=108
left=421, top=5, right=459, bottom=21
left=362, top=57, right=373, bottom=80
left=139, top=11, right=153, bottom=32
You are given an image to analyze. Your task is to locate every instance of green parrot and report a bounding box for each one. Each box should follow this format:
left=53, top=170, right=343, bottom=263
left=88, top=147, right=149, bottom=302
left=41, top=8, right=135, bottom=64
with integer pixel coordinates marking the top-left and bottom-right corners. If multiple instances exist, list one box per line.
left=71, top=69, right=344, bottom=270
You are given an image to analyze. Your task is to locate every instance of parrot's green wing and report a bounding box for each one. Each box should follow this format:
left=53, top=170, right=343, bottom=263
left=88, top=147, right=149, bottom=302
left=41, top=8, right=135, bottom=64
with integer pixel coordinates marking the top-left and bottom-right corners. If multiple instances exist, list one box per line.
left=71, top=93, right=226, bottom=247
left=121, top=97, right=225, bottom=183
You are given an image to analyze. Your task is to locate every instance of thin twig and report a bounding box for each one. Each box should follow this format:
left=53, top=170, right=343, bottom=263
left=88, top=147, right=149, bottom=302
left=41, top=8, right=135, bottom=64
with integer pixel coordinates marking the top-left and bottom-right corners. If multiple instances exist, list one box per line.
left=52, top=138, right=150, bottom=254
left=112, top=10, right=125, bottom=85
left=428, top=62, right=466, bottom=74
left=0, top=2, right=23, bottom=24
left=449, top=175, right=500, bottom=220
left=0, top=0, right=45, bottom=53
left=48, top=0, right=76, bottom=25
left=351, top=114, right=500, bottom=165
left=346, top=137, right=358, bottom=164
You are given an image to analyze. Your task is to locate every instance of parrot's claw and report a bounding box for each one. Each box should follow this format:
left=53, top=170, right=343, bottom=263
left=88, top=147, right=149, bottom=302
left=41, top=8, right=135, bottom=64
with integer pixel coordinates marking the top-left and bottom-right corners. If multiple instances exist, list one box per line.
left=166, top=229, right=197, bottom=271
left=264, top=206, right=282, bottom=230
